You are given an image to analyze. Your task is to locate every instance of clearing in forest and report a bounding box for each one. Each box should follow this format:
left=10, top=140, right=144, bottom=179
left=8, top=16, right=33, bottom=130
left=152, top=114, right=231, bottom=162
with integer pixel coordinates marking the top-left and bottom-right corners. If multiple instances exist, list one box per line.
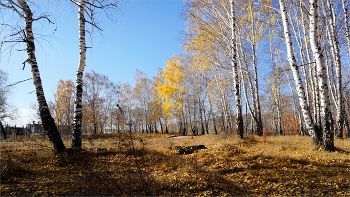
left=1, top=133, right=349, bottom=196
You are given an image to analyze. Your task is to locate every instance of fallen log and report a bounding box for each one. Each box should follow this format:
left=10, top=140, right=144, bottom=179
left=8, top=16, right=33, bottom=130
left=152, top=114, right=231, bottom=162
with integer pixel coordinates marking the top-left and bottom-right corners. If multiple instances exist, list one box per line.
left=174, top=145, right=207, bottom=155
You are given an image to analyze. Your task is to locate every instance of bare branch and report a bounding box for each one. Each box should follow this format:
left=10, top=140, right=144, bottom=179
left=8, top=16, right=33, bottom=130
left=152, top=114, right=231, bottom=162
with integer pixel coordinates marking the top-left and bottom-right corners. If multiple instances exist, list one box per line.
left=33, top=15, right=54, bottom=24
left=85, top=19, right=103, bottom=31
left=8, top=28, right=25, bottom=38
left=4, top=40, right=26, bottom=43
left=21, top=59, right=29, bottom=70
left=68, top=0, right=79, bottom=7
left=0, top=0, right=24, bottom=18
left=5, top=77, right=32, bottom=88
left=85, top=1, right=118, bottom=9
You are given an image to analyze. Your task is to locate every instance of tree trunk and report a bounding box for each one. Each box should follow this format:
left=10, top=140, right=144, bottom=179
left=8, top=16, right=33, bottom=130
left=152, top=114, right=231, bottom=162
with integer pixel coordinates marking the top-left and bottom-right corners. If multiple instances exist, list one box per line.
left=323, top=0, right=343, bottom=138
left=17, top=0, right=65, bottom=153
left=72, top=0, right=86, bottom=148
left=159, top=117, right=164, bottom=134
left=301, top=8, right=319, bottom=126
left=199, top=98, right=205, bottom=135
left=230, top=0, right=244, bottom=139
left=342, top=0, right=350, bottom=58
left=252, top=41, right=263, bottom=137
left=0, top=120, right=7, bottom=139
left=309, top=0, right=335, bottom=151
left=279, top=0, right=322, bottom=149
left=343, top=96, right=350, bottom=138
left=238, top=37, right=261, bottom=136
left=300, top=0, right=321, bottom=127
left=247, top=3, right=263, bottom=136
left=207, top=92, right=218, bottom=134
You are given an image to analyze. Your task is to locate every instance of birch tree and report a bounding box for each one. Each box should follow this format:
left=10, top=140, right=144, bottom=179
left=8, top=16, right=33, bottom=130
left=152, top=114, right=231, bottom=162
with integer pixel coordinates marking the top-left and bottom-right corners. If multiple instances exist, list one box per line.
left=279, top=0, right=323, bottom=149
left=321, top=0, right=343, bottom=138
left=184, top=0, right=244, bottom=137
left=54, top=80, right=75, bottom=137
left=238, top=0, right=274, bottom=136
left=132, top=70, right=152, bottom=133
left=71, top=0, right=86, bottom=148
left=69, top=0, right=120, bottom=148
left=0, top=0, right=65, bottom=153
left=0, top=70, right=10, bottom=139
left=309, top=0, right=335, bottom=151
left=157, top=55, right=188, bottom=135
left=341, top=0, right=350, bottom=58
left=229, top=0, right=243, bottom=138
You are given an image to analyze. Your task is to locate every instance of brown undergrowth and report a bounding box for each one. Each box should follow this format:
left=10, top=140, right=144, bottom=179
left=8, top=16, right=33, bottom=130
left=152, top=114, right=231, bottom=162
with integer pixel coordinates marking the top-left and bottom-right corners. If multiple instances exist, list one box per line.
left=1, top=133, right=349, bottom=196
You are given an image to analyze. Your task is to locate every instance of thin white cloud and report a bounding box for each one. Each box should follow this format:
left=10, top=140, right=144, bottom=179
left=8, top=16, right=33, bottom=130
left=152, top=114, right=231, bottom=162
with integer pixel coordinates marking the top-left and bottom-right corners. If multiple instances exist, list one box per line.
left=2, top=108, right=38, bottom=127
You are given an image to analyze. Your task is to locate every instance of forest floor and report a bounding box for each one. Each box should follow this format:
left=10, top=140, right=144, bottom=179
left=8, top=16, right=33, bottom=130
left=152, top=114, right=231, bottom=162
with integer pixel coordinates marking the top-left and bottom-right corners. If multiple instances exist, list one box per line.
left=1, top=132, right=349, bottom=196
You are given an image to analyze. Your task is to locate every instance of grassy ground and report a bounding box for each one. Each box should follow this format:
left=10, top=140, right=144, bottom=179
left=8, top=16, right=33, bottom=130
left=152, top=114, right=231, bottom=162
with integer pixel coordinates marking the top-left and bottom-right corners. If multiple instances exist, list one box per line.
left=1, top=133, right=349, bottom=196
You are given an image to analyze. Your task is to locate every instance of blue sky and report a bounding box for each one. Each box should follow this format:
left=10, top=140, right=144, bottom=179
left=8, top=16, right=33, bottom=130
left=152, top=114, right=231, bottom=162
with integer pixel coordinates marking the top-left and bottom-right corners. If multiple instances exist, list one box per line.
left=1, top=0, right=186, bottom=126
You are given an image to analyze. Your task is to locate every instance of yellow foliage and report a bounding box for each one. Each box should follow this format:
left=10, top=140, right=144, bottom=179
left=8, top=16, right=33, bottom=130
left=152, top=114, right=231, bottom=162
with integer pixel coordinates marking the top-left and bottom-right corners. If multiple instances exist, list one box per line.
left=156, top=55, right=188, bottom=122
left=54, top=79, right=75, bottom=129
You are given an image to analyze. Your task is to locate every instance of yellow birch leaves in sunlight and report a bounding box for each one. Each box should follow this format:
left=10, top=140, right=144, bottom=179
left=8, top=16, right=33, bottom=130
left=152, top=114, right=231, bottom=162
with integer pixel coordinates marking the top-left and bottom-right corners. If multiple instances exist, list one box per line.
left=54, top=80, right=75, bottom=132
left=156, top=55, right=188, bottom=120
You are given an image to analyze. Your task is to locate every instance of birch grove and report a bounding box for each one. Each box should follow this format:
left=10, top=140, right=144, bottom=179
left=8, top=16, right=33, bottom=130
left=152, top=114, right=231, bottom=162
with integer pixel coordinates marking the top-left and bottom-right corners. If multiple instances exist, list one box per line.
left=1, top=0, right=349, bottom=154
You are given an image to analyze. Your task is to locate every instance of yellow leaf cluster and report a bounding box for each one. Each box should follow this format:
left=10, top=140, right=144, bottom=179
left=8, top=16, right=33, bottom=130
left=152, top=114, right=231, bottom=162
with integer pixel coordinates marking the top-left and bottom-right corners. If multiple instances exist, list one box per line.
left=155, top=55, right=188, bottom=121
left=54, top=79, right=75, bottom=128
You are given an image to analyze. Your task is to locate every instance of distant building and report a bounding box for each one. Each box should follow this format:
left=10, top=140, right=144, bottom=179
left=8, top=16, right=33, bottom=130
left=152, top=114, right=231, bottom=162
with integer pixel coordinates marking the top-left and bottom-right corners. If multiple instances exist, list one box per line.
left=26, top=122, right=44, bottom=134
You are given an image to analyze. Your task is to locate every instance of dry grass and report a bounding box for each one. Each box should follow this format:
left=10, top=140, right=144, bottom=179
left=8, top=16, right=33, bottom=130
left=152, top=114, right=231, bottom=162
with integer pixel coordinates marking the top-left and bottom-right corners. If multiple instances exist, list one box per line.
left=1, top=133, right=349, bottom=196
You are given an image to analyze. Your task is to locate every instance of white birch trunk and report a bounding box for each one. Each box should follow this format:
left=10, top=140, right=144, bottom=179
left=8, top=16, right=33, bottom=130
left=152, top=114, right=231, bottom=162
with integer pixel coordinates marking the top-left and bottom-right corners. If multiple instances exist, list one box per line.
left=324, top=0, right=343, bottom=138
left=284, top=69, right=305, bottom=135
left=342, top=0, right=350, bottom=58
left=211, top=67, right=229, bottom=130
left=17, top=0, right=65, bottom=153
left=238, top=46, right=256, bottom=125
left=252, top=38, right=263, bottom=137
left=279, top=0, right=322, bottom=148
left=289, top=10, right=311, bottom=107
left=309, top=0, right=335, bottom=151
left=269, top=37, right=283, bottom=135
left=237, top=36, right=260, bottom=134
left=300, top=0, right=321, bottom=126
left=248, top=2, right=263, bottom=136
left=230, top=0, right=244, bottom=138
left=72, top=0, right=86, bottom=148
left=207, top=92, right=218, bottom=134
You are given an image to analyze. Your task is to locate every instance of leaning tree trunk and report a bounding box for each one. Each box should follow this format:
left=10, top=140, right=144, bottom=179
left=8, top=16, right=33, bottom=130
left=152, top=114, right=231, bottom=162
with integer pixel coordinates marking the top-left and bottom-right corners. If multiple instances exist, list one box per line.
left=247, top=3, right=263, bottom=136
left=279, top=0, right=322, bottom=149
left=17, top=0, right=65, bottom=153
left=230, top=0, right=244, bottom=139
left=72, top=0, right=86, bottom=148
left=238, top=37, right=262, bottom=135
left=309, top=0, right=335, bottom=151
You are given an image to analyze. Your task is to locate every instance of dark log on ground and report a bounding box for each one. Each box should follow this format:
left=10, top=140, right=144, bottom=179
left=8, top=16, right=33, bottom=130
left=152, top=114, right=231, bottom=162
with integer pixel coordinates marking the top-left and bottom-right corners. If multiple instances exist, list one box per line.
left=173, top=145, right=207, bottom=155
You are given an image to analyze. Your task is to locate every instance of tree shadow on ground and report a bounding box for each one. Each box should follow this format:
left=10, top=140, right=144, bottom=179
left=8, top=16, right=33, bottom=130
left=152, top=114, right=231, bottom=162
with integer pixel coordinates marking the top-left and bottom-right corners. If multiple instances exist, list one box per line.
left=1, top=143, right=349, bottom=196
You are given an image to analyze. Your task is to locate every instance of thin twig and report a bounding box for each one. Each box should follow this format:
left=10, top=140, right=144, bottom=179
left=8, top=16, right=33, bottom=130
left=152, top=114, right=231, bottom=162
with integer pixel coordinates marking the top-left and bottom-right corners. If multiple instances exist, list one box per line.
left=5, top=77, right=32, bottom=88
left=0, top=166, right=8, bottom=175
